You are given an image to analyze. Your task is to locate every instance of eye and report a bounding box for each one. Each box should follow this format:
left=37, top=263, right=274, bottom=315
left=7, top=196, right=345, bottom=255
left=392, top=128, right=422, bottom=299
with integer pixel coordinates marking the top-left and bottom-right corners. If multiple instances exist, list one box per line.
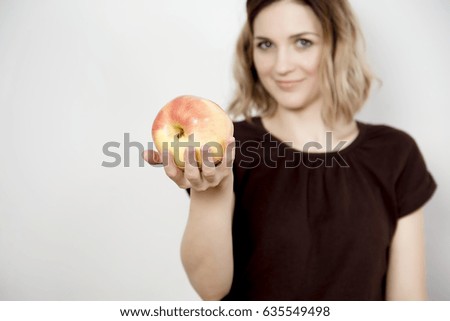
left=257, top=40, right=272, bottom=50
left=295, top=39, right=313, bottom=48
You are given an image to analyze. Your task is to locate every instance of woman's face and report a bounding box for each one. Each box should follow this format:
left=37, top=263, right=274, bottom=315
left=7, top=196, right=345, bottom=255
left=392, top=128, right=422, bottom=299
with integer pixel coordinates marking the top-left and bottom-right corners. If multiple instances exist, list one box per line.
left=252, top=0, right=324, bottom=112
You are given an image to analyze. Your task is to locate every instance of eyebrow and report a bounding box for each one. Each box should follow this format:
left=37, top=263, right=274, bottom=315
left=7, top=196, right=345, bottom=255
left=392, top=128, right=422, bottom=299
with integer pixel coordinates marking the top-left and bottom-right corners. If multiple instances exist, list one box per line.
left=254, top=32, right=321, bottom=40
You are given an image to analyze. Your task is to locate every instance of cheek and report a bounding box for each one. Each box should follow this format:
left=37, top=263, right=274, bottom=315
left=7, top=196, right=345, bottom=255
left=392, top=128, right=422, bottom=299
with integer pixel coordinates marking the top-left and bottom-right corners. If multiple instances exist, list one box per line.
left=305, top=48, right=323, bottom=75
left=253, top=53, right=273, bottom=76
left=296, top=54, right=320, bottom=76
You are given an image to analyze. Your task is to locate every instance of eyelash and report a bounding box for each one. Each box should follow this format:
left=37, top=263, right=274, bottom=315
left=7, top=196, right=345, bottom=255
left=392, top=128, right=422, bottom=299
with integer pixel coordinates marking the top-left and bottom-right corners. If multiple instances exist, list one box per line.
left=296, top=39, right=313, bottom=48
left=257, top=41, right=272, bottom=50
left=256, top=39, right=313, bottom=50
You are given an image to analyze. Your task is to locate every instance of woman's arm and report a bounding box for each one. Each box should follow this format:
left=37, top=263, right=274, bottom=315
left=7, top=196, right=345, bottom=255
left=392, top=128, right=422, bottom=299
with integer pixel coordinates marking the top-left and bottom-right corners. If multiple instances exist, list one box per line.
left=144, top=138, right=236, bottom=300
left=181, top=174, right=235, bottom=301
left=386, top=207, right=427, bottom=300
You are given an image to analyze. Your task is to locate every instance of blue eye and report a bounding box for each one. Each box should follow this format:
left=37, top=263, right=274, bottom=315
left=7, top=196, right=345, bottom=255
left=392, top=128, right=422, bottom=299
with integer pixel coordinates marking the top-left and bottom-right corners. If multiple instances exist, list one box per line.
left=296, top=39, right=313, bottom=48
left=257, top=41, right=272, bottom=49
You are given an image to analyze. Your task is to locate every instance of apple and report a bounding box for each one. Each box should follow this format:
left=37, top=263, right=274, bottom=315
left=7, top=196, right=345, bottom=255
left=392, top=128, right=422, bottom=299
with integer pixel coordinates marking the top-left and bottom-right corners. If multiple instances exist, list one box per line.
left=152, top=95, right=234, bottom=169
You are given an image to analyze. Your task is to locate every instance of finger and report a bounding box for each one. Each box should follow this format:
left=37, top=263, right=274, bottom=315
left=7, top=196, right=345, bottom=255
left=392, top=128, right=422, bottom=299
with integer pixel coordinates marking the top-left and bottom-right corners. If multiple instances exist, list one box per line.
left=184, top=148, right=202, bottom=186
left=142, top=149, right=162, bottom=166
left=201, top=145, right=217, bottom=183
left=218, top=137, right=235, bottom=170
left=163, top=151, right=191, bottom=188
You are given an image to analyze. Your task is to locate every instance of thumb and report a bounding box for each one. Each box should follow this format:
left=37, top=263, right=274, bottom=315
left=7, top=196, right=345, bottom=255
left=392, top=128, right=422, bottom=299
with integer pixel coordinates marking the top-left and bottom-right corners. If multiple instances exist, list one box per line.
left=142, top=149, right=163, bottom=166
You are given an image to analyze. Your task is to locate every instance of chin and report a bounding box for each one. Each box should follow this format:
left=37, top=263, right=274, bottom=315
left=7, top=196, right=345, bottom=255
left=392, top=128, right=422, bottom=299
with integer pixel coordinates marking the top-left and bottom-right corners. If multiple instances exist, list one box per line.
left=269, top=89, right=321, bottom=112
left=272, top=94, right=309, bottom=110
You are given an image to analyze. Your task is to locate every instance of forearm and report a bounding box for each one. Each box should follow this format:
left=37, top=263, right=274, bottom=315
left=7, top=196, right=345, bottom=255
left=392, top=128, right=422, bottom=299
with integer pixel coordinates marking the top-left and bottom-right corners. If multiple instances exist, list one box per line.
left=180, top=175, right=235, bottom=300
left=386, top=208, right=428, bottom=300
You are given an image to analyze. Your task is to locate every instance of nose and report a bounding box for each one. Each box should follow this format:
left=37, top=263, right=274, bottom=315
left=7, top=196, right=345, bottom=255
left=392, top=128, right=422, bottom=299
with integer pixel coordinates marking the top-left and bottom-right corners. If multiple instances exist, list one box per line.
left=274, top=47, right=295, bottom=75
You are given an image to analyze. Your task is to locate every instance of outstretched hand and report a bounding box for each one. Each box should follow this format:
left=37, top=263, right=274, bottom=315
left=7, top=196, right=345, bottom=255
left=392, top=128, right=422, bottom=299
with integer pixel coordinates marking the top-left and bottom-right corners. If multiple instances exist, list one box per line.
left=142, top=137, right=235, bottom=192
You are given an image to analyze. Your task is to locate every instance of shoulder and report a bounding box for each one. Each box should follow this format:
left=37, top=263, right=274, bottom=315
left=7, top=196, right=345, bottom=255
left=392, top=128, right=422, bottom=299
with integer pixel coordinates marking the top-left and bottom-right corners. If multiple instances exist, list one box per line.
left=358, top=121, right=419, bottom=157
left=231, top=117, right=268, bottom=174
left=232, top=117, right=265, bottom=142
left=361, top=121, right=416, bottom=146
left=352, top=121, right=430, bottom=185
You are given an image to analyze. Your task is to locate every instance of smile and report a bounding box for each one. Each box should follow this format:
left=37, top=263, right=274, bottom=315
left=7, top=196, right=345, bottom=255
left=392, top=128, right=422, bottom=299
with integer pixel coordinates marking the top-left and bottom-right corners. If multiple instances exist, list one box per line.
left=275, top=79, right=304, bottom=90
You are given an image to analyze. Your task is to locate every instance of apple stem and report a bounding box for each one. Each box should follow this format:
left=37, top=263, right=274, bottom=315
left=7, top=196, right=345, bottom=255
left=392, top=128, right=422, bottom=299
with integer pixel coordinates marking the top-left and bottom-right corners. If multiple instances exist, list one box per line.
left=175, top=126, right=184, bottom=139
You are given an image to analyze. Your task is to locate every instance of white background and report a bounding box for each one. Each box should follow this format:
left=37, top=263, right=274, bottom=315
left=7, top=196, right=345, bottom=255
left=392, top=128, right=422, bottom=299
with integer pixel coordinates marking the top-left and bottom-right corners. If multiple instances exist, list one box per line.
left=0, top=0, right=448, bottom=300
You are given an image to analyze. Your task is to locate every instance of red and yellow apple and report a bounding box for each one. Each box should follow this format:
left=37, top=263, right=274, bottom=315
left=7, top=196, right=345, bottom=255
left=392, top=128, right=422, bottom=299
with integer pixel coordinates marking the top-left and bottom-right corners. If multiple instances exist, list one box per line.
left=151, top=95, right=234, bottom=168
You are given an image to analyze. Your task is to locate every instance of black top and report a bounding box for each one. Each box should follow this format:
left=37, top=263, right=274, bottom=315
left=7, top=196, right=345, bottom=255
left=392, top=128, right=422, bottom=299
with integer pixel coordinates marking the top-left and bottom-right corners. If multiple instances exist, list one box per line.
left=189, top=117, right=437, bottom=300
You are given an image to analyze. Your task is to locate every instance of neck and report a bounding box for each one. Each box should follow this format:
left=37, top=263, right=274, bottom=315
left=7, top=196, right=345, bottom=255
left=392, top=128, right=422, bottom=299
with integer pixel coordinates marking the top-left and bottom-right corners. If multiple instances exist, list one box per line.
left=262, top=100, right=357, bottom=152
left=272, top=100, right=338, bottom=140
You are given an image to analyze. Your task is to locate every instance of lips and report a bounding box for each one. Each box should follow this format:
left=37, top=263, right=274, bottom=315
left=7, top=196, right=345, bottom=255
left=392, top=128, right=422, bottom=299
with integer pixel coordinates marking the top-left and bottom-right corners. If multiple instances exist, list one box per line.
left=275, top=79, right=304, bottom=89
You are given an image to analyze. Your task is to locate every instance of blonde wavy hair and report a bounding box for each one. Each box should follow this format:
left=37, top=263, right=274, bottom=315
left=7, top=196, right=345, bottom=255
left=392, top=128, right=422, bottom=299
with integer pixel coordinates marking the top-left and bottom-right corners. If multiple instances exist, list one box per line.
left=228, top=0, right=378, bottom=127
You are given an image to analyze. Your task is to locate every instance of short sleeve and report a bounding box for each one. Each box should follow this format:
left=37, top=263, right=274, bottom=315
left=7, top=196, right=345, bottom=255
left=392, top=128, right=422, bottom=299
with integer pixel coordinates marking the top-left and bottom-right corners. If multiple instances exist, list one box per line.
left=395, top=137, right=437, bottom=218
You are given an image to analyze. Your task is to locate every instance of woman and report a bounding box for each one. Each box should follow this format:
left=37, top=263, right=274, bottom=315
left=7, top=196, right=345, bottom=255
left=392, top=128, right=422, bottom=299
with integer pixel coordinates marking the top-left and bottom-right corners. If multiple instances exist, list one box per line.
left=144, top=0, right=437, bottom=300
